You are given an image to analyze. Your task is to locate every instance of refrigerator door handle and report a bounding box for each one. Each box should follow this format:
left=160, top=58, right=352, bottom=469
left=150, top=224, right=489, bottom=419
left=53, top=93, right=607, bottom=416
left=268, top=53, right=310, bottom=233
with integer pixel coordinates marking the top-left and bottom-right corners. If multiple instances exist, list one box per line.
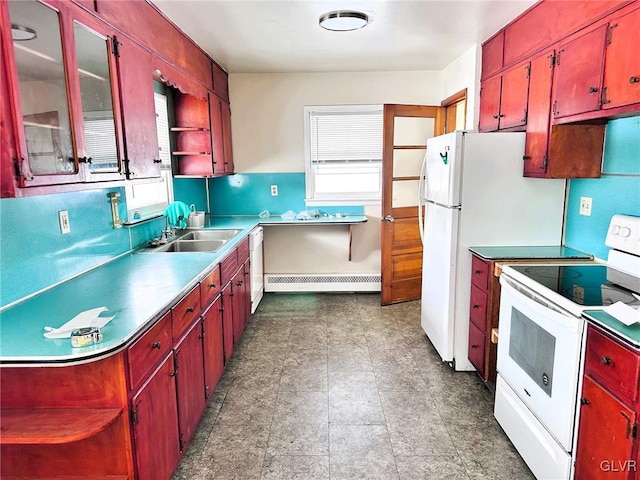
left=425, top=200, right=462, bottom=210
left=418, top=153, right=427, bottom=245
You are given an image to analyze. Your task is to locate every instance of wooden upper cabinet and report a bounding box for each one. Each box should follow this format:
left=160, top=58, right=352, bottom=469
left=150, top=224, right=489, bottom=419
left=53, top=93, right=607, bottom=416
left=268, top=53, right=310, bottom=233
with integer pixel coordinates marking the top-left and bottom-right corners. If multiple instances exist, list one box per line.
left=524, top=50, right=555, bottom=177
left=221, top=100, right=234, bottom=174
left=115, top=37, right=161, bottom=179
left=481, top=31, right=504, bottom=79
left=503, top=0, right=630, bottom=68
left=552, top=25, right=608, bottom=119
left=478, top=63, right=529, bottom=132
left=602, top=7, right=640, bottom=109
left=499, top=63, right=530, bottom=129
left=212, top=62, right=229, bottom=102
left=97, top=0, right=212, bottom=90
left=478, top=76, right=502, bottom=132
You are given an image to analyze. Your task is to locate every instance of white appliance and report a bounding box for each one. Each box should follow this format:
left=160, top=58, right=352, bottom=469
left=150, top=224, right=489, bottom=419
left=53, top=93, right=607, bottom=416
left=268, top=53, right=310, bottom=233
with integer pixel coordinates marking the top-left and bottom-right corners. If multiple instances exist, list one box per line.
left=495, top=214, right=640, bottom=480
left=419, top=131, right=566, bottom=370
left=249, top=226, right=264, bottom=313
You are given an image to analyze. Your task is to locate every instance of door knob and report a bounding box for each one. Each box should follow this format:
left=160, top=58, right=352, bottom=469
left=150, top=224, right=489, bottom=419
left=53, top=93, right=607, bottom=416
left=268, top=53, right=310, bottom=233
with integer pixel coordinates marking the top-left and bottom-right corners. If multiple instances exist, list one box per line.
left=382, top=215, right=395, bottom=222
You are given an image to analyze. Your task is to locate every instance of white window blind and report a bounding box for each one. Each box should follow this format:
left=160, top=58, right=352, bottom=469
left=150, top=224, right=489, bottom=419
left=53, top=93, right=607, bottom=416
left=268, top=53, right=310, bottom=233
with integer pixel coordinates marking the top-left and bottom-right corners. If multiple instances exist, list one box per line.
left=83, top=114, right=118, bottom=171
left=304, top=105, right=383, bottom=205
left=154, top=92, right=171, bottom=168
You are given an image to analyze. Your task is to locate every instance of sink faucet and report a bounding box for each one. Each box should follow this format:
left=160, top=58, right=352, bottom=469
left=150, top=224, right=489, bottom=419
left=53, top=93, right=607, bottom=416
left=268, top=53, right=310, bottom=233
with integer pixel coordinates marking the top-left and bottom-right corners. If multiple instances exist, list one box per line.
left=160, top=218, right=177, bottom=243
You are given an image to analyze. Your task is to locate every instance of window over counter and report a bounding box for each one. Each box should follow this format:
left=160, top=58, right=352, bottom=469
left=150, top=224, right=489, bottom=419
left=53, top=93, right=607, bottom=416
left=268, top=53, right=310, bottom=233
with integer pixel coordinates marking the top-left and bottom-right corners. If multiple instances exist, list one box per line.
left=304, top=105, right=382, bottom=206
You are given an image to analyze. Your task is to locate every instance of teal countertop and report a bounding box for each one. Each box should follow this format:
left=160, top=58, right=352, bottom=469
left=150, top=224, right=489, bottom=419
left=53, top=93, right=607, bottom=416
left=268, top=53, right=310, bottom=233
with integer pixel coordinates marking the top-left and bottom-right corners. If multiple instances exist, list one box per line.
left=0, top=215, right=368, bottom=364
left=468, top=245, right=593, bottom=261
left=584, top=310, right=640, bottom=348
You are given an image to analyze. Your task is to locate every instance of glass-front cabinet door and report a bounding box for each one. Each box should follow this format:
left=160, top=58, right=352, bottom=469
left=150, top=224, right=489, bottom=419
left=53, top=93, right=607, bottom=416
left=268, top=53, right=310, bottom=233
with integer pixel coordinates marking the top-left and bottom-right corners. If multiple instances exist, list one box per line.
left=4, top=0, right=124, bottom=188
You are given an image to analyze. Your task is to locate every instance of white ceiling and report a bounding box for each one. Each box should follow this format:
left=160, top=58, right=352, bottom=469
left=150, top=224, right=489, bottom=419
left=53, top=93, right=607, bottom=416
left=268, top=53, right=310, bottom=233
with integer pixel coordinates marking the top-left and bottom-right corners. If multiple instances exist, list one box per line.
left=151, top=0, right=537, bottom=74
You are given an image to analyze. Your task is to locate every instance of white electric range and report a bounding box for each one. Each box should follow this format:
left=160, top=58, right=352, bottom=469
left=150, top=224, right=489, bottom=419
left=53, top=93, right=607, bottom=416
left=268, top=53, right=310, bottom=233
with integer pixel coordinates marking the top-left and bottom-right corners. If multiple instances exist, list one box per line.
left=494, top=214, right=640, bottom=480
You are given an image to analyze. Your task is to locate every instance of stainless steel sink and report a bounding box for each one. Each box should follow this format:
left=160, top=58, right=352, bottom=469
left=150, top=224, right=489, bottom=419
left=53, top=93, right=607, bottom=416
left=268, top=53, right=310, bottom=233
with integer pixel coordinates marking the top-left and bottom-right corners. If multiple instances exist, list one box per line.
left=153, top=239, right=226, bottom=253
left=179, top=229, right=242, bottom=241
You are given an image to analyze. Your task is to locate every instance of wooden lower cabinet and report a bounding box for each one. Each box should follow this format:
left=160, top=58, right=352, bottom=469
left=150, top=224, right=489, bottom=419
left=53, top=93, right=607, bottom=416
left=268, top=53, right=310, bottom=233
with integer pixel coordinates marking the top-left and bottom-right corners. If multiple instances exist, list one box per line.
left=222, top=281, right=235, bottom=363
left=0, top=236, right=253, bottom=479
left=203, top=295, right=225, bottom=400
left=131, top=352, right=181, bottom=480
left=174, top=319, right=207, bottom=451
left=575, top=325, right=640, bottom=480
left=232, top=267, right=247, bottom=344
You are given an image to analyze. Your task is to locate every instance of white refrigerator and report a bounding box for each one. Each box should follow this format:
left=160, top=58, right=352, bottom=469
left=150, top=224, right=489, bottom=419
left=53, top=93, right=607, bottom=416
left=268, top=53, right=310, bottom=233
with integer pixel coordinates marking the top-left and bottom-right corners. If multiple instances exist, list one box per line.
left=419, top=131, right=566, bottom=371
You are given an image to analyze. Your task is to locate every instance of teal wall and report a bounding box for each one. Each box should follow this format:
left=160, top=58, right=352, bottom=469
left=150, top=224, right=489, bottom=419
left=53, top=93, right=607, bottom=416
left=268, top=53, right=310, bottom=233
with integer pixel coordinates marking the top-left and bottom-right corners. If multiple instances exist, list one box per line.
left=0, top=187, right=163, bottom=307
left=564, top=116, right=640, bottom=259
left=1, top=117, right=636, bottom=307
left=204, top=173, right=364, bottom=216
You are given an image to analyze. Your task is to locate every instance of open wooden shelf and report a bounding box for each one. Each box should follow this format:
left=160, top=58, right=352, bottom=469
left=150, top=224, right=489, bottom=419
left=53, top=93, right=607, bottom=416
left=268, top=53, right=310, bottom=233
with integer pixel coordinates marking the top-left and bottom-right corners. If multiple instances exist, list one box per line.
left=0, top=408, right=123, bottom=445
left=170, top=127, right=209, bottom=132
left=172, top=151, right=211, bottom=156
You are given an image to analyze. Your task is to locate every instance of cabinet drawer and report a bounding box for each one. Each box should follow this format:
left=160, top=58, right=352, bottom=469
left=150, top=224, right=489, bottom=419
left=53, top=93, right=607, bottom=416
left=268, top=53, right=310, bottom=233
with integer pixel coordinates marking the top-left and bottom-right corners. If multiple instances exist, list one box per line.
left=200, top=265, right=221, bottom=307
left=585, top=326, right=640, bottom=405
left=468, top=322, right=486, bottom=377
left=127, top=312, right=172, bottom=389
left=237, top=237, right=250, bottom=264
left=172, top=285, right=201, bottom=340
left=220, top=249, right=239, bottom=284
left=469, top=285, right=488, bottom=332
left=471, top=256, right=490, bottom=291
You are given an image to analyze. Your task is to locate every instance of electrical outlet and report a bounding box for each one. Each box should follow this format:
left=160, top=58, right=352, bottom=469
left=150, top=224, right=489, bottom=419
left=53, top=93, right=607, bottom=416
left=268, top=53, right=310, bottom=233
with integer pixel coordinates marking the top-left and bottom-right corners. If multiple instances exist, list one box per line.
left=271, top=185, right=278, bottom=196
left=58, top=210, right=71, bottom=234
left=579, top=196, right=592, bottom=216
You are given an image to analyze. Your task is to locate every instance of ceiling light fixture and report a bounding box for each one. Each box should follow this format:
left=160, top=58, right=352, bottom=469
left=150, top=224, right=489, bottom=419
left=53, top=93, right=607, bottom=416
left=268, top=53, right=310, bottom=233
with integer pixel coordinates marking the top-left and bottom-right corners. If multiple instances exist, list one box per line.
left=319, top=10, right=369, bottom=32
left=11, top=24, right=37, bottom=41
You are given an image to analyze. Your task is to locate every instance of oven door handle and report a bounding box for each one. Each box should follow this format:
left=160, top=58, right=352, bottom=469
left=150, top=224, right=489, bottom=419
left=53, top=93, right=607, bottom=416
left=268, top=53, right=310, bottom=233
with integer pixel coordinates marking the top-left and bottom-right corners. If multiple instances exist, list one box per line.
left=499, top=275, right=583, bottom=333
left=500, top=274, right=570, bottom=316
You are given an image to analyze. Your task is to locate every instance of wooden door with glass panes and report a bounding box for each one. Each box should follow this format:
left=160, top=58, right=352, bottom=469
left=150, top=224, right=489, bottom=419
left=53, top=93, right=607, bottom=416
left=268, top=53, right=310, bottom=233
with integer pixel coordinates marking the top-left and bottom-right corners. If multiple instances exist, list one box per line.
left=381, top=104, right=445, bottom=305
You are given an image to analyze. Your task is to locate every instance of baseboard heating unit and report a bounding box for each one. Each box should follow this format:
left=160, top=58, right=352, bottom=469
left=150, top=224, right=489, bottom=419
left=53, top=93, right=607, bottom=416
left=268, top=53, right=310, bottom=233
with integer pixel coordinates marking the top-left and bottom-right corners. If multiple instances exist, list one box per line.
left=264, top=274, right=381, bottom=293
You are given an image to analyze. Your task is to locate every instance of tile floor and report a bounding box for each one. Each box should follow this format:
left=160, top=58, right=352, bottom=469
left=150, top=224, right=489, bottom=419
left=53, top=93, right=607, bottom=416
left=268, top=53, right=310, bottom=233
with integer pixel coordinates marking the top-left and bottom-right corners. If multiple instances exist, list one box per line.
left=172, top=293, right=535, bottom=479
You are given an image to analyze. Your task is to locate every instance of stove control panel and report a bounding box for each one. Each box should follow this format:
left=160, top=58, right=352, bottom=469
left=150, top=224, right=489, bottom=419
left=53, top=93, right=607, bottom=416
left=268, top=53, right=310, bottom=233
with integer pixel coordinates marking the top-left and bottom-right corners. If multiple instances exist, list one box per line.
left=606, top=214, right=640, bottom=256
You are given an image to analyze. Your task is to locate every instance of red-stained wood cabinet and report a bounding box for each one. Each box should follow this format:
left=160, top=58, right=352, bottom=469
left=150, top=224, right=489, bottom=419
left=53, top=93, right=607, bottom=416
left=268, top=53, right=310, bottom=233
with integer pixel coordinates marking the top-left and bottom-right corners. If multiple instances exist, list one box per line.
left=602, top=7, right=640, bottom=110
left=552, top=25, right=608, bottom=119
left=174, top=319, right=207, bottom=451
left=131, top=352, right=181, bottom=480
left=0, top=0, right=130, bottom=194
left=479, top=63, right=530, bottom=132
left=202, top=295, right=225, bottom=400
left=116, top=35, right=162, bottom=180
left=1, top=0, right=235, bottom=196
left=480, top=1, right=639, bottom=178
left=575, top=324, right=640, bottom=480
left=523, top=50, right=555, bottom=176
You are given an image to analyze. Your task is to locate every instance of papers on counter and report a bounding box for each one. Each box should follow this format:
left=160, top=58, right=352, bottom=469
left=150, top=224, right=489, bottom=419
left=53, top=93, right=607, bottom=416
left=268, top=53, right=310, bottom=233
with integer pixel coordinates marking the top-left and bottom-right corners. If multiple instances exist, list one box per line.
left=43, top=307, right=115, bottom=338
left=602, top=301, right=640, bottom=326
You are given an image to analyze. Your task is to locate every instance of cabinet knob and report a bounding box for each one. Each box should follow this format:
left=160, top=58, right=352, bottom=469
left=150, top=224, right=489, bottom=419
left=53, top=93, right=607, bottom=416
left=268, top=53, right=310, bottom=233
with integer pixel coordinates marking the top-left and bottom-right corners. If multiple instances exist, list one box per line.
left=209, top=283, right=217, bottom=289
left=630, top=76, right=640, bottom=84
left=589, top=86, right=599, bottom=93
left=186, top=306, right=195, bottom=313
left=474, top=270, right=481, bottom=275
left=492, top=115, right=499, bottom=119
left=236, top=281, right=243, bottom=286
left=471, top=344, right=479, bottom=349
left=152, top=341, right=161, bottom=349
left=153, top=159, right=162, bottom=163
left=472, top=304, right=479, bottom=309
left=580, top=397, right=590, bottom=405
left=523, top=155, right=531, bottom=161
left=600, top=356, right=612, bottom=366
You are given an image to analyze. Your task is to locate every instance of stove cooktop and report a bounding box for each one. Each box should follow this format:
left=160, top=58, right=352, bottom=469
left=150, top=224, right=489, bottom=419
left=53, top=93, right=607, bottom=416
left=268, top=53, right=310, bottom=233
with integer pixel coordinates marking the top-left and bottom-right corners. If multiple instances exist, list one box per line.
left=509, top=264, right=640, bottom=307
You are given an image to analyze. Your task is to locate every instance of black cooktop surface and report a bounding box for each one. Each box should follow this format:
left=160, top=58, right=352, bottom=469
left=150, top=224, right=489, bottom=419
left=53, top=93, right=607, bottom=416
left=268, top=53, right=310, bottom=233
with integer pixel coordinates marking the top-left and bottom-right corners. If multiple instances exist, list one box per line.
left=510, top=264, right=640, bottom=307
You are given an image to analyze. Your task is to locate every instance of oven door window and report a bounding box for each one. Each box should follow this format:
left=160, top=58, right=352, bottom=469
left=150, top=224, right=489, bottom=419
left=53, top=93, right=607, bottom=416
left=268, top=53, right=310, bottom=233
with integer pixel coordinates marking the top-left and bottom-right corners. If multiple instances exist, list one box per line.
left=508, top=307, right=555, bottom=396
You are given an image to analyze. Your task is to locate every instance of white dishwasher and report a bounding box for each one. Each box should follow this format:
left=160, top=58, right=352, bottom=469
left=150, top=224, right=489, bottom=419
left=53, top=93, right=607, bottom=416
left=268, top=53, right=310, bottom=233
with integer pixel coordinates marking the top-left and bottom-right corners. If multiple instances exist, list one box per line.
left=249, top=226, right=264, bottom=313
